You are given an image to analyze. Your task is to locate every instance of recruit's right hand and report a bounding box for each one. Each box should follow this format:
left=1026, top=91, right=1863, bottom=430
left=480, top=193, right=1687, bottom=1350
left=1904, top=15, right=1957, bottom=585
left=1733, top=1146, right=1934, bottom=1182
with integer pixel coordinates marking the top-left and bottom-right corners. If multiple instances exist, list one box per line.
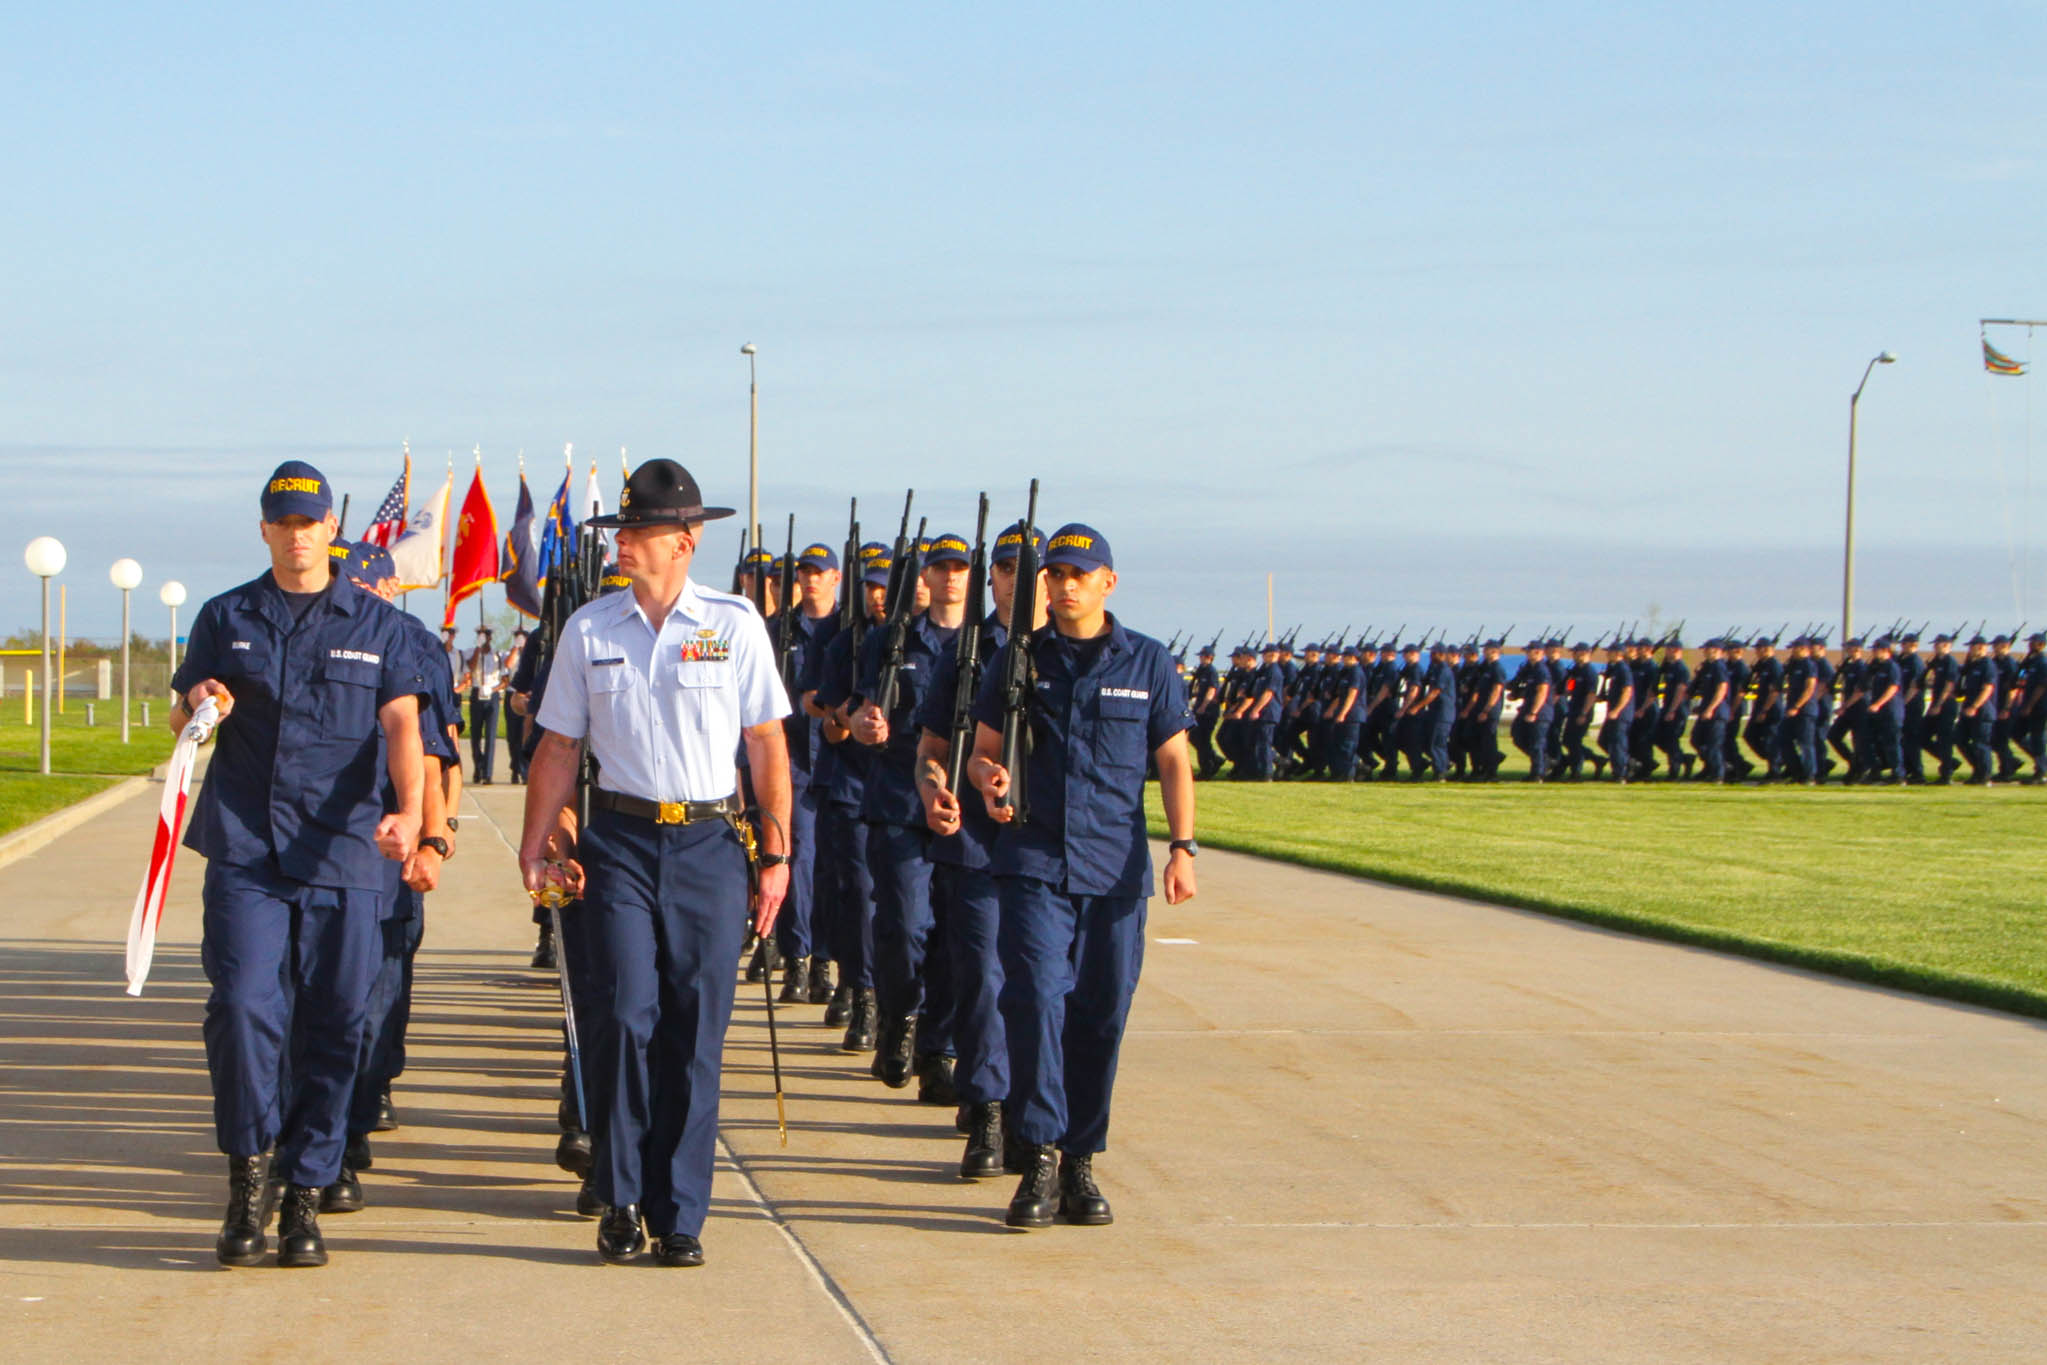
left=970, top=755, right=1014, bottom=822
left=922, top=775, right=962, bottom=837
left=852, top=702, right=889, bottom=747
left=187, top=679, right=234, bottom=721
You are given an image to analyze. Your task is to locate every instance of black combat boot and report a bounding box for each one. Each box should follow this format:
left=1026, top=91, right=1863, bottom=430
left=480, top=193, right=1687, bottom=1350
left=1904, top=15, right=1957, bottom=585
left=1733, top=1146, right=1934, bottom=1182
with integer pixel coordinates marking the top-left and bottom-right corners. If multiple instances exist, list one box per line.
left=276, top=1184, right=328, bottom=1267
left=1058, top=1152, right=1113, bottom=1225
left=745, top=937, right=781, bottom=984
left=598, top=1202, right=646, bottom=1264
left=215, top=1154, right=272, bottom=1267
left=319, top=1167, right=364, bottom=1214
left=841, top=988, right=878, bottom=1053
left=808, top=958, right=836, bottom=1006
left=823, top=980, right=852, bottom=1026
left=779, top=954, right=809, bottom=1004
left=555, top=1127, right=593, bottom=1177
left=530, top=923, right=556, bottom=970
left=575, top=1175, right=604, bottom=1218
left=960, top=1102, right=1004, bottom=1180
left=877, top=1014, right=918, bottom=1088
left=373, top=1088, right=397, bottom=1132
left=1005, top=1145, right=1059, bottom=1228
left=344, top=1132, right=373, bottom=1171
left=916, top=1053, right=958, bottom=1105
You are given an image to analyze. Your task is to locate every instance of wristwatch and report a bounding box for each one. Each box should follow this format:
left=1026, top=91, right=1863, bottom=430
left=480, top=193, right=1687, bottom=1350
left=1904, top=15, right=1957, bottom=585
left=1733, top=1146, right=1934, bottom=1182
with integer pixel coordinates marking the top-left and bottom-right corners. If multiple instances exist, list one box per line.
left=419, top=835, right=452, bottom=859
left=758, top=852, right=790, bottom=869
left=1169, top=838, right=1199, bottom=858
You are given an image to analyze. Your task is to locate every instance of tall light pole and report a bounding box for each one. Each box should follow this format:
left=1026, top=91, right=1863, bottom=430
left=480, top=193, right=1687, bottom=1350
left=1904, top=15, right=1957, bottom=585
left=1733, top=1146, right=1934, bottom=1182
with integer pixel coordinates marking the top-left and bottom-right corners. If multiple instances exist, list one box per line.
left=24, top=537, right=66, bottom=776
left=160, top=580, right=188, bottom=698
left=110, top=558, right=142, bottom=743
left=1842, top=350, right=1897, bottom=641
left=741, top=342, right=759, bottom=559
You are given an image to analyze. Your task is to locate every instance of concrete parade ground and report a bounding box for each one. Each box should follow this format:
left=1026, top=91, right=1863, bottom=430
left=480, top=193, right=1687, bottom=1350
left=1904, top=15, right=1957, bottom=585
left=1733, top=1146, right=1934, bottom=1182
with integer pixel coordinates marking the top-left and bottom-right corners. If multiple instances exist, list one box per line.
left=3, top=776, right=2046, bottom=1363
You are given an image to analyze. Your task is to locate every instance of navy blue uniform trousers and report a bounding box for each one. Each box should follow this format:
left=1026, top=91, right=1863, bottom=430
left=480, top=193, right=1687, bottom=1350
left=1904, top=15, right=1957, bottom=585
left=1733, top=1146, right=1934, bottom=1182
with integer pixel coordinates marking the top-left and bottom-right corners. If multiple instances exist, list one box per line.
left=774, top=782, right=821, bottom=961
left=996, top=877, right=1145, bottom=1155
left=201, top=860, right=382, bottom=1187
left=349, top=886, right=424, bottom=1140
left=817, top=801, right=876, bottom=988
left=580, top=810, right=748, bottom=1239
left=935, top=861, right=1007, bottom=1106
left=868, top=821, right=955, bottom=1057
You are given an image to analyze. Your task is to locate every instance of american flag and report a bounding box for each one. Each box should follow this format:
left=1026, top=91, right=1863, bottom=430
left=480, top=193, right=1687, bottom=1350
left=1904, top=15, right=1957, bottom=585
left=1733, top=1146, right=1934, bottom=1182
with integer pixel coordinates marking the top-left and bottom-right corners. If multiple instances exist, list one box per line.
left=359, top=461, right=410, bottom=547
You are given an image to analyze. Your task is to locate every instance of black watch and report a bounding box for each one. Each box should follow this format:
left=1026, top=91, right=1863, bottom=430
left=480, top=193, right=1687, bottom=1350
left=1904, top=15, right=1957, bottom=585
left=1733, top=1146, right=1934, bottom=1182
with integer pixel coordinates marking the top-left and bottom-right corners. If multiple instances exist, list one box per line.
left=758, top=852, right=790, bottom=869
left=1169, top=838, right=1199, bottom=858
left=419, top=835, right=451, bottom=859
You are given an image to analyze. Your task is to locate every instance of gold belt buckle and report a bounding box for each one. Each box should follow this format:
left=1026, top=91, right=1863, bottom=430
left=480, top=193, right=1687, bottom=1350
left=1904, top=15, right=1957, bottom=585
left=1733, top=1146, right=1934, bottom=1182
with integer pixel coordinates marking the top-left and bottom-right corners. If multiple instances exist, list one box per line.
left=657, top=801, right=689, bottom=825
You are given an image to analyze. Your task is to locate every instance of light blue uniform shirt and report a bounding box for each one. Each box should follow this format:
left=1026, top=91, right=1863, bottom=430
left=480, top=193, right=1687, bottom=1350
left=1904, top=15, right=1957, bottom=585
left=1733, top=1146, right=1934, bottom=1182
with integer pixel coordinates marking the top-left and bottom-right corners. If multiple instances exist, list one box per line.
left=536, top=577, right=791, bottom=803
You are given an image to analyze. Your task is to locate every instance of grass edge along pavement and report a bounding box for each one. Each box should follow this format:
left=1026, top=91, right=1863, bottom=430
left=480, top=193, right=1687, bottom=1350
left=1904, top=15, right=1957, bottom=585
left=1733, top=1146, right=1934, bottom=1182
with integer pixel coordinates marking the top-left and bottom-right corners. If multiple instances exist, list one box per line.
left=1147, top=782, right=2047, bottom=1021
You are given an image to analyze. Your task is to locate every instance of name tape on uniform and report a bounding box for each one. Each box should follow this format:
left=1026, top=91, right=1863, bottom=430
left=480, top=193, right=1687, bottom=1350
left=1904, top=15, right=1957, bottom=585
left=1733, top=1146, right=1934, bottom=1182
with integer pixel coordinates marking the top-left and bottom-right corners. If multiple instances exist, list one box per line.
left=328, top=649, right=380, bottom=665
left=1101, top=687, right=1150, bottom=700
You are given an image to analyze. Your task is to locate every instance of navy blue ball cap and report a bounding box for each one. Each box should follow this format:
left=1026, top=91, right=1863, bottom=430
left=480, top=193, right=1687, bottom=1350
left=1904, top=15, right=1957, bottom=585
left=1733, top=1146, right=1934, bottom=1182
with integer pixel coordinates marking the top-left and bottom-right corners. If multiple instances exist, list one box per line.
left=1198, top=643, right=1215, bottom=656
left=739, top=546, right=774, bottom=571
left=589, top=459, right=733, bottom=528
left=328, top=538, right=393, bottom=585
left=261, top=460, right=334, bottom=521
left=1932, top=632, right=1954, bottom=644
left=1044, top=524, right=1112, bottom=572
left=797, top=542, right=839, bottom=572
left=858, top=540, right=889, bottom=563
left=1573, top=641, right=1592, bottom=652
left=1993, top=633, right=2013, bottom=646
left=924, top=532, right=972, bottom=566
left=1969, top=633, right=1989, bottom=646
left=992, top=524, right=1046, bottom=564
left=860, top=554, right=894, bottom=588
left=599, top=562, right=630, bottom=595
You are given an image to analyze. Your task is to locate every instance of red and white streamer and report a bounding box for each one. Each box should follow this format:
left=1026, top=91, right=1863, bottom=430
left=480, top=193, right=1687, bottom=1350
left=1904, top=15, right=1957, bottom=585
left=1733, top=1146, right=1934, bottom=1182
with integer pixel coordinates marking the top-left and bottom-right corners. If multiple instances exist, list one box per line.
left=124, top=697, right=219, bottom=996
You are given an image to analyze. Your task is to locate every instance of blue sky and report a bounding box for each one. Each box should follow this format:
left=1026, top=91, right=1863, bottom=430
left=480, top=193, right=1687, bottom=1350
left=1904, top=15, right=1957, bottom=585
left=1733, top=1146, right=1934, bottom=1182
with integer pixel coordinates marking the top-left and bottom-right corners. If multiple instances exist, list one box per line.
left=5, top=3, right=2044, bottom=643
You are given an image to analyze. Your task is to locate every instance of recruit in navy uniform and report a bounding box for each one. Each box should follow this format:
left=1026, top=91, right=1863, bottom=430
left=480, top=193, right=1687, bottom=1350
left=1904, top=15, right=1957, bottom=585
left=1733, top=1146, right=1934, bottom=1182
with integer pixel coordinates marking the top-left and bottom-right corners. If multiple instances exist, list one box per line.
left=172, top=462, right=428, bottom=1271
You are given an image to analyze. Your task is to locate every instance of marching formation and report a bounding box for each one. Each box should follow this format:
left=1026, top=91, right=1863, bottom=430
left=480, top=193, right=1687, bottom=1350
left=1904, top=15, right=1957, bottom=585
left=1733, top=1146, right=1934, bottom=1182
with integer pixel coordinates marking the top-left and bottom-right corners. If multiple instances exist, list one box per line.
left=165, top=458, right=1197, bottom=1273
left=1183, top=628, right=2047, bottom=787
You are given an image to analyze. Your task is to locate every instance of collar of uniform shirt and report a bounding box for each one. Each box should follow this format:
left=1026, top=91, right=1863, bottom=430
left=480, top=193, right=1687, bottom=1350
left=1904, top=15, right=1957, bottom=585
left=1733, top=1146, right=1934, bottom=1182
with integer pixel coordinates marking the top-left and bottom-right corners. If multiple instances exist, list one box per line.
left=610, top=574, right=714, bottom=634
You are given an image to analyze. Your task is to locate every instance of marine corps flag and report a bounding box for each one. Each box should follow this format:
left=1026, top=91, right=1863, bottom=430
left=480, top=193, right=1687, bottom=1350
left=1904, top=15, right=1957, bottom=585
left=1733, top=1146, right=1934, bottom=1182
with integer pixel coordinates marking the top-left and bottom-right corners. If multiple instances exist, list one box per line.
left=444, top=459, right=502, bottom=626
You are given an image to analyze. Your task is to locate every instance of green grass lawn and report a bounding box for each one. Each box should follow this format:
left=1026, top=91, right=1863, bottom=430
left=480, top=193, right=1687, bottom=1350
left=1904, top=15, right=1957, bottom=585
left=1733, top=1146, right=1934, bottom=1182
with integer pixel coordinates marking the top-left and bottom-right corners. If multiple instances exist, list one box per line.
left=0, top=700, right=177, bottom=838
left=1150, top=778, right=2047, bottom=1016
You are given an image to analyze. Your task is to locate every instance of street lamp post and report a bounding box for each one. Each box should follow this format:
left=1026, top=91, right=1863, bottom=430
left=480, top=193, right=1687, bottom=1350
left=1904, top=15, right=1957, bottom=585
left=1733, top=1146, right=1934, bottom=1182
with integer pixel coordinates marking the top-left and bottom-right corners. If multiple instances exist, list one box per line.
left=1842, top=350, right=1897, bottom=642
left=741, top=342, right=759, bottom=559
left=24, top=537, right=67, bottom=776
left=160, top=580, right=188, bottom=700
left=110, top=558, right=142, bottom=743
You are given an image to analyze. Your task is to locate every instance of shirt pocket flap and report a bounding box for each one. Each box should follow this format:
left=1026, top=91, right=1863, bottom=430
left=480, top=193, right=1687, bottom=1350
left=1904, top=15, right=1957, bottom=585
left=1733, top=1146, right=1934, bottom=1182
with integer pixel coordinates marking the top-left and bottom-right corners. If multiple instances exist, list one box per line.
left=321, top=657, right=383, bottom=688
left=222, top=648, right=269, bottom=674
left=590, top=663, right=635, bottom=694
left=678, top=660, right=729, bottom=689
left=1100, top=695, right=1150, bottom=721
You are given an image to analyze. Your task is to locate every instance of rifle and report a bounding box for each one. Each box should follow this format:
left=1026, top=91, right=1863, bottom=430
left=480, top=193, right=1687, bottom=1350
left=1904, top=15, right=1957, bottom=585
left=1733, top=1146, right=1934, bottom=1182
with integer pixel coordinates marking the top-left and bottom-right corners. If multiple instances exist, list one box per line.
left=839, top=497, right=862, bottom=655
left=775, top=514, right=799, bottom=698
left=944, top=494, right=992, bottom=799
left=1166, top=631, right=1184, bottom=657
left=1204, top=629, right=1223, bottom=656
left=872, top=507, right=927, bottom=720
left=994, top=480, right=1042, bottom=821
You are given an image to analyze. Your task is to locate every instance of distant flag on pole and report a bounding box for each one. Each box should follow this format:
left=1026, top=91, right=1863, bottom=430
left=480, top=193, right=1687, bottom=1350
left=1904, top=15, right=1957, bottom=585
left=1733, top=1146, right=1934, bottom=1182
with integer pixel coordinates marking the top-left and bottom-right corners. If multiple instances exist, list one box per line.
left=390, top=466, right=452, bottom=592
left=360, top=451, right=410, bottom=548
left=502, top=469, right=542, bottom=619
left=444, top=457, right=503, bottom=627
left=582, top=458, right=611, bottom=554
left=1984, top=337, right=2028, bottom=376
left=536, top=452, right=577, bottom=589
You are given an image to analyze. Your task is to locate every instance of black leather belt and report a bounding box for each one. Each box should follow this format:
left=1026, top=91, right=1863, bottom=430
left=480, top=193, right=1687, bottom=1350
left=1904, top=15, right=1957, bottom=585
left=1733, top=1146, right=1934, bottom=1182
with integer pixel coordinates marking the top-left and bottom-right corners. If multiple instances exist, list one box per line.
left=591, top=790, right=742, bottom=825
